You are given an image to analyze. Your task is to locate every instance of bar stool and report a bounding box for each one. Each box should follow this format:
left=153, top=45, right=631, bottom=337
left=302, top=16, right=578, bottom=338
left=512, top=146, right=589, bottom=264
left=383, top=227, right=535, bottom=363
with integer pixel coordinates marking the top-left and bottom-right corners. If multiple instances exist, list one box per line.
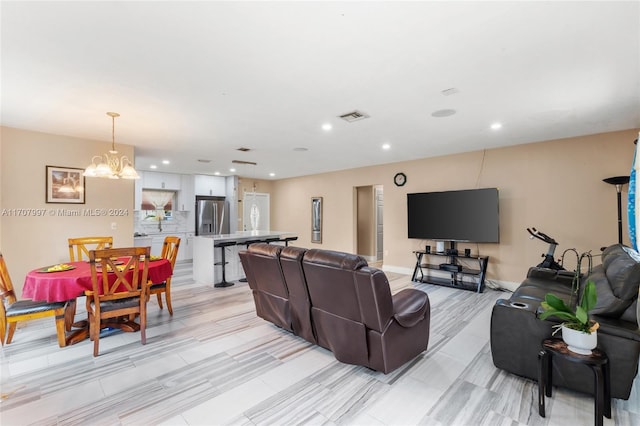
left=264, top=237, right=280, bottom=244
left=281, top=236, right=298, bottom=246
left=237, top=239, right=263, bottom=282
left=214, top=240, right=237, bottom=288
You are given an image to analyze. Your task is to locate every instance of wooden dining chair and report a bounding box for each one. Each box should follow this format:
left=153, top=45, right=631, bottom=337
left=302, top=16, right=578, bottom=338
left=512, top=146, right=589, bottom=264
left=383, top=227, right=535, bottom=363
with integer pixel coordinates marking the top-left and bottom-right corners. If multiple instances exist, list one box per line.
left=0, top=252, right=67, bottom=348
left=86, top=246, right=150, bottom=357
left=149, top=236, right=180, bottom=315
left=68, top=236, right=113, bottom=262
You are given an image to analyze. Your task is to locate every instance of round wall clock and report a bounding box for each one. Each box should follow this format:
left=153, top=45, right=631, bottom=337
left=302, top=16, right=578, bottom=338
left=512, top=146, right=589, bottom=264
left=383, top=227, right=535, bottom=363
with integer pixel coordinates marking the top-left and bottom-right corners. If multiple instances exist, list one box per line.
left=394, top=172, right=407, bottom=187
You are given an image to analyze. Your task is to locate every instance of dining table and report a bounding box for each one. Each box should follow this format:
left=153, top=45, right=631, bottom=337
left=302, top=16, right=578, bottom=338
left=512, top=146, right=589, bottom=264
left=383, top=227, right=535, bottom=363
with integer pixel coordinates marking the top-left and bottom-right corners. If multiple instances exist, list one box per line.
left=22, top=257, right=173, bottom=345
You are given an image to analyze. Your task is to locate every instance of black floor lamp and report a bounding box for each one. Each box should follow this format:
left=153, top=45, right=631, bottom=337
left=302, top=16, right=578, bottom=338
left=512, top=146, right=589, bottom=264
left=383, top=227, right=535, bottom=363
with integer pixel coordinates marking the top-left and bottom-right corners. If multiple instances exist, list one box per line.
left=603, top=175, right=630, bottom=244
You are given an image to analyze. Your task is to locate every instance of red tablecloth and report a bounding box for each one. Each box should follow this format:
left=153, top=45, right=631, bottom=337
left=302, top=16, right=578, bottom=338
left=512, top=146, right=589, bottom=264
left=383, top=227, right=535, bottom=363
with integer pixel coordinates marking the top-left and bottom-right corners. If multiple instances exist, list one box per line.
left=22, top=259, right=173, bottom=303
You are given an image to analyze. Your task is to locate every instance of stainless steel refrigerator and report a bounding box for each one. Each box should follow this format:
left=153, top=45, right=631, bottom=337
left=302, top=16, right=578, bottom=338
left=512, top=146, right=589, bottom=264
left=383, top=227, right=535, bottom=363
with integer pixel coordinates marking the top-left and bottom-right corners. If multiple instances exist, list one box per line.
left=195, top=196, right=230, bottom=236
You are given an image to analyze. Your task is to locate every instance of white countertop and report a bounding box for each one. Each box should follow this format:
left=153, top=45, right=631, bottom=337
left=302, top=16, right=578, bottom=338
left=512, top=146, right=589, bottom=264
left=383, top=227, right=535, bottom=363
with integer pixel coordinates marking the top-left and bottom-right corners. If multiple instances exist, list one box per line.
left=194, top=231, right=296, bottom=243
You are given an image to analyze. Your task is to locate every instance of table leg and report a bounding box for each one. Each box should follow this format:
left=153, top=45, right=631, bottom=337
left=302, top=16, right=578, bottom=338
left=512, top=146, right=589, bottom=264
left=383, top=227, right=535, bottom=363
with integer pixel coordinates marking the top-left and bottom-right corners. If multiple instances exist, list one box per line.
left=538, top=350, right=547, bottom=417
left=603, top=361, right=611, bottom=419
left=62, top=299, right=89, bottom=345
left=64, top=298, right=88, bottom=331
left=411, top=252, right=423, bottom=282
left=545, top=351, right=553, bottom=397
left=64, top=299, right=76, bottom=332
left=594, top=366, right=604, bottom=426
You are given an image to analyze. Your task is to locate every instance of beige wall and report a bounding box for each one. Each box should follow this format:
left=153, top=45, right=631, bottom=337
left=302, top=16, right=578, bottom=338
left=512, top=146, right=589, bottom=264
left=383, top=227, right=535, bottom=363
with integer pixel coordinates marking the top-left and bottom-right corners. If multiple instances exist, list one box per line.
left=0, top=126, right=135, bottom=296
left=271, top=129, right=640, bottom=289
left=3, top=126, right=638, bottom=294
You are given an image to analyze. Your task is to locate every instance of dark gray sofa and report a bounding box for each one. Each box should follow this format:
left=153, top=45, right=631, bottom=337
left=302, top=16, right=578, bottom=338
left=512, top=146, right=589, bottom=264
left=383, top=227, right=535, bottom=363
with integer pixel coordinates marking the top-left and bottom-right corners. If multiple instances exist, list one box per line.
left=490, top=244, right=640, bottom=399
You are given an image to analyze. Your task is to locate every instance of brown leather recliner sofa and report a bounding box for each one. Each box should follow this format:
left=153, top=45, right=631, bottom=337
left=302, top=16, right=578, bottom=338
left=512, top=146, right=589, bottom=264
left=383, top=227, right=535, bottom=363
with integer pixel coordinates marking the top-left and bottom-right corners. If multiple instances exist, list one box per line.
left=490, top=244, right=640, bottom=399
left=239, top=243, right=431, bottom=373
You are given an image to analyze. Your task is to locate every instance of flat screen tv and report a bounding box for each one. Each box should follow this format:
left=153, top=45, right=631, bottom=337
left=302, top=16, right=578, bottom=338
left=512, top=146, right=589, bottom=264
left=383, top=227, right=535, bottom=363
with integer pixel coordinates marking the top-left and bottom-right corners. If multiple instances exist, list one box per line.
left=407, top=188, right=499, bottom=243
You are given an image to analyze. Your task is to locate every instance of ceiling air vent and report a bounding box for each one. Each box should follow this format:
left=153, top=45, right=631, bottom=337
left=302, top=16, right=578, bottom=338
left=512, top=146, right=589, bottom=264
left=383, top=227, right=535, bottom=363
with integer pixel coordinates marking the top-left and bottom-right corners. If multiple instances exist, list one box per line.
left=232, top=160, right=257, bottom=166
left=338, top=110, right=370, bottom=123
left=236, top=147, right=251, bottom=152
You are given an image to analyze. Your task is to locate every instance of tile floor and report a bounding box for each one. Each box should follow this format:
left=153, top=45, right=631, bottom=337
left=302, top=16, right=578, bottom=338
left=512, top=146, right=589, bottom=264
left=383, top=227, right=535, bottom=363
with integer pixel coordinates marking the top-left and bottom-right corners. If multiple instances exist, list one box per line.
left=1, top=261, right=639, bottom=425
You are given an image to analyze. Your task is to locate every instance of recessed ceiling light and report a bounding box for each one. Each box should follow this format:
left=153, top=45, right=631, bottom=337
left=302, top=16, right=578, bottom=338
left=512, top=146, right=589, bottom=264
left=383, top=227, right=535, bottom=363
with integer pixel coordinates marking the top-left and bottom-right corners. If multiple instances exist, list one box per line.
left=269, top=172, right=275, bottom=177
left=214, top=171, right=220, bottom=176
left=150, top=164, right=157, bottom=169
left=322, top=123, right=332, bottom=131
left=382, top=143, right=391, bottom=150
left=491, top=122, right=503, bottom=130
left=229, top=168, right=236, bottom=173
left=431, top=109, right=457, bottom=118
left=162, top=160, right=170, bottom=165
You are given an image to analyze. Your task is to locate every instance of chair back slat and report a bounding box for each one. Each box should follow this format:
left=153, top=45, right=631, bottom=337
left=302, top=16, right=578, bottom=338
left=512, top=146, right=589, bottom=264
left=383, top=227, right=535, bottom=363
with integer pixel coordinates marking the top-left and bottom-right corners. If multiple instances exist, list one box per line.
left=161, top=236, right=181, bottom=267
left=89, top=247, right=149, bottom=299
left=69, top=237, right=113, bottom=262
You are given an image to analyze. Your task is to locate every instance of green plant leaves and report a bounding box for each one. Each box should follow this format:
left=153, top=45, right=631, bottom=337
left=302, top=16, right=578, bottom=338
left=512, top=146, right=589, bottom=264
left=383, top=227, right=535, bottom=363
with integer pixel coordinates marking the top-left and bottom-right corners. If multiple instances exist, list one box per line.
left=543, top=293, right=571, bottom=313
left=580, top=280, right=597, bottom=312
left=575, top=305, right=588, bottom=325
left=538, top=280, right=598, bottom=333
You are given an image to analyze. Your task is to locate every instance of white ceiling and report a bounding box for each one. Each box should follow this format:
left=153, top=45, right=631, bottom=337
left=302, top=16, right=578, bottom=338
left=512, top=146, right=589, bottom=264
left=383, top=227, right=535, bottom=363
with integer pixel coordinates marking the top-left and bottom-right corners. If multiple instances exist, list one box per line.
left=2, top=1, right=639, bottom=180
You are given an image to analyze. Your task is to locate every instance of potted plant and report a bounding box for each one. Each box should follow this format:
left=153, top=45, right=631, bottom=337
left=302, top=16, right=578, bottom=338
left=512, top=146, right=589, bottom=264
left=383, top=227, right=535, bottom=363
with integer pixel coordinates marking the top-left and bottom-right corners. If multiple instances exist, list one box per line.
left=539, top=280, right=599, bottom=355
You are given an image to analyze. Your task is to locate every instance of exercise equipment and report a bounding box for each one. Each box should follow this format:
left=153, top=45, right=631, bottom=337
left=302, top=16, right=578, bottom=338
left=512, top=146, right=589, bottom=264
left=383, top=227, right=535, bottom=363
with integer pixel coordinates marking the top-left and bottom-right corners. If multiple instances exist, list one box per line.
left=527, top=227, right=565, bottom=270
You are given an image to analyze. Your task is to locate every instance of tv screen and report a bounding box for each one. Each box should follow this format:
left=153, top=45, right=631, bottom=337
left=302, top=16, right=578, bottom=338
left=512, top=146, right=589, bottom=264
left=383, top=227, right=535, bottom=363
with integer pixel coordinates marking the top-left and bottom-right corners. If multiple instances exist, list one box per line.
left=407, top=188, right=499, bottom=243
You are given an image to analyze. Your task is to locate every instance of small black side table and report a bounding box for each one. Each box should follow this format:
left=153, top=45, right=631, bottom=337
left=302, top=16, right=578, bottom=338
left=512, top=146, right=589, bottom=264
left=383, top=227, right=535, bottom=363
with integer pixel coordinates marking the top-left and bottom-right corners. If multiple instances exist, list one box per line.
left=538, top=338, right=611, bottom=426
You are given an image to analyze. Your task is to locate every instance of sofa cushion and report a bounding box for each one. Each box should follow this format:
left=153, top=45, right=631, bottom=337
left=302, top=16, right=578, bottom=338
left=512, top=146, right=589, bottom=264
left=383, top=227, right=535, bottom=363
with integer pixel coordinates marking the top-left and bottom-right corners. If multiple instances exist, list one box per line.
left=303, top=249, right=368, bottom=271
left=602, top=245, right=640, bottom=300
left=590, top=245, right=640, bottom=319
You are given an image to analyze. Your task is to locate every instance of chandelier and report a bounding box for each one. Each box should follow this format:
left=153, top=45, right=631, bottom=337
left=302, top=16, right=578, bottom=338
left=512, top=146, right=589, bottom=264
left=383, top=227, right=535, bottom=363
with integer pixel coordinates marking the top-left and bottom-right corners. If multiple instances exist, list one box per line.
left=84, top=112, right=140, bottom=179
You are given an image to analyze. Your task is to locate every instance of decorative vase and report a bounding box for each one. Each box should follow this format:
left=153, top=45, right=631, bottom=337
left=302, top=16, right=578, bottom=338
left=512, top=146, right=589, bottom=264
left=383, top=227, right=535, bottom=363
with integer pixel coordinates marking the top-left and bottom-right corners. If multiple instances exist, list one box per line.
left=561, top=324, right=597, bottom=355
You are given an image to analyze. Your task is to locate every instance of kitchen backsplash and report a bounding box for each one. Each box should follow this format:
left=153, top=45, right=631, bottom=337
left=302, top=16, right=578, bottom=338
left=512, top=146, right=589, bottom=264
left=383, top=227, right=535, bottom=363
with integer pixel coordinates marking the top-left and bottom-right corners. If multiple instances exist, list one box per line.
left=134, top=210, right=192, bottom=235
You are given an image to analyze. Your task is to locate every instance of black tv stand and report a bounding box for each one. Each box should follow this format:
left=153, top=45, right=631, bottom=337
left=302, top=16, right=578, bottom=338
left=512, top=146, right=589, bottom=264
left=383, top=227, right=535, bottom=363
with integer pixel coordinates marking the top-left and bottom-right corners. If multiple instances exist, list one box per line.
left=411, top=245, right=489, bottom=293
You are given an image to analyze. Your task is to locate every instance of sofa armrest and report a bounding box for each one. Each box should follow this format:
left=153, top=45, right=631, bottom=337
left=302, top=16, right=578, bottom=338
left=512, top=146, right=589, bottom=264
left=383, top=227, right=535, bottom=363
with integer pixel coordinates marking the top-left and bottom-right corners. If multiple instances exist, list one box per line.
left=392, top=289, right=429, bottom=328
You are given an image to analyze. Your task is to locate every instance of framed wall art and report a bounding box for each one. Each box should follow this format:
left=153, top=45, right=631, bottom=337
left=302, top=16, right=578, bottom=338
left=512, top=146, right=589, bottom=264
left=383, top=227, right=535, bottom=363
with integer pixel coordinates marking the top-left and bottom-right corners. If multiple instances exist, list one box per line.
left=46, top=165, right=85, bottom=204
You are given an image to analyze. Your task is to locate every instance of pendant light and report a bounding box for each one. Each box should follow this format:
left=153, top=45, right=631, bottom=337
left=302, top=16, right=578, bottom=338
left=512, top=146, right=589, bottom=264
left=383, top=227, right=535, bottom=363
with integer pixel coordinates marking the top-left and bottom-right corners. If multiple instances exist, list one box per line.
left=84, top=112, right=140, bottom=179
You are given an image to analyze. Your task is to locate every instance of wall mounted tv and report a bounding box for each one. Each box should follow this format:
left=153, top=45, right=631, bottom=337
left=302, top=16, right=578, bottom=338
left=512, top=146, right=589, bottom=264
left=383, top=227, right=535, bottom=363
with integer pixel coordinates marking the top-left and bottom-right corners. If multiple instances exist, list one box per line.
left=407, top=188, right=499, bottom=243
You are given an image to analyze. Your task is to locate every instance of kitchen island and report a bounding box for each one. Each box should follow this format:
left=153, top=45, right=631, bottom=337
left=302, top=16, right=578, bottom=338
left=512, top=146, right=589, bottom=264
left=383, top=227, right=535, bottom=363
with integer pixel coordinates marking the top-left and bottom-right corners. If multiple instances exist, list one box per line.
left=193, top=231, right=297, bottom=286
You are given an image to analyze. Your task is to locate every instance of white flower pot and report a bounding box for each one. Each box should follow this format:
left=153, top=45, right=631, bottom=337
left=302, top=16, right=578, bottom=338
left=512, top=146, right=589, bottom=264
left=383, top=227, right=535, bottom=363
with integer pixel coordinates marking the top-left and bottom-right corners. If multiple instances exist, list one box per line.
left=561, top=324, right=597, bottom=355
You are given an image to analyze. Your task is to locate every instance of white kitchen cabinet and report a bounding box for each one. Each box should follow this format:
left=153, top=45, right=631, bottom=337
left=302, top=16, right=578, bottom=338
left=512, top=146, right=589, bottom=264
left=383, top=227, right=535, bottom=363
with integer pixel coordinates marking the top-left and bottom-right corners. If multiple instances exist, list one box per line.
left=175, top=232, right=188, bottom=261
left=194, top=174, right=226, bottom=196
left=183, top=232, right=195, bottom=260
left=178, top=175, right=195, bottom=211
left=144, top=171, right=181, bottom=190
left=150, top=235, right=166, bottom=257
left=133, top=236, right=153, bottom=249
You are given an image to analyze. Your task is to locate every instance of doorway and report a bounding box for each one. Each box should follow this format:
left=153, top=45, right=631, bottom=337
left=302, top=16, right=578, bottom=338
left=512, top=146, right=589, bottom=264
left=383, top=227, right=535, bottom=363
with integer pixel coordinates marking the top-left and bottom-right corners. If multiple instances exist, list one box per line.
left=356, top=185, right=383, bottom=263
